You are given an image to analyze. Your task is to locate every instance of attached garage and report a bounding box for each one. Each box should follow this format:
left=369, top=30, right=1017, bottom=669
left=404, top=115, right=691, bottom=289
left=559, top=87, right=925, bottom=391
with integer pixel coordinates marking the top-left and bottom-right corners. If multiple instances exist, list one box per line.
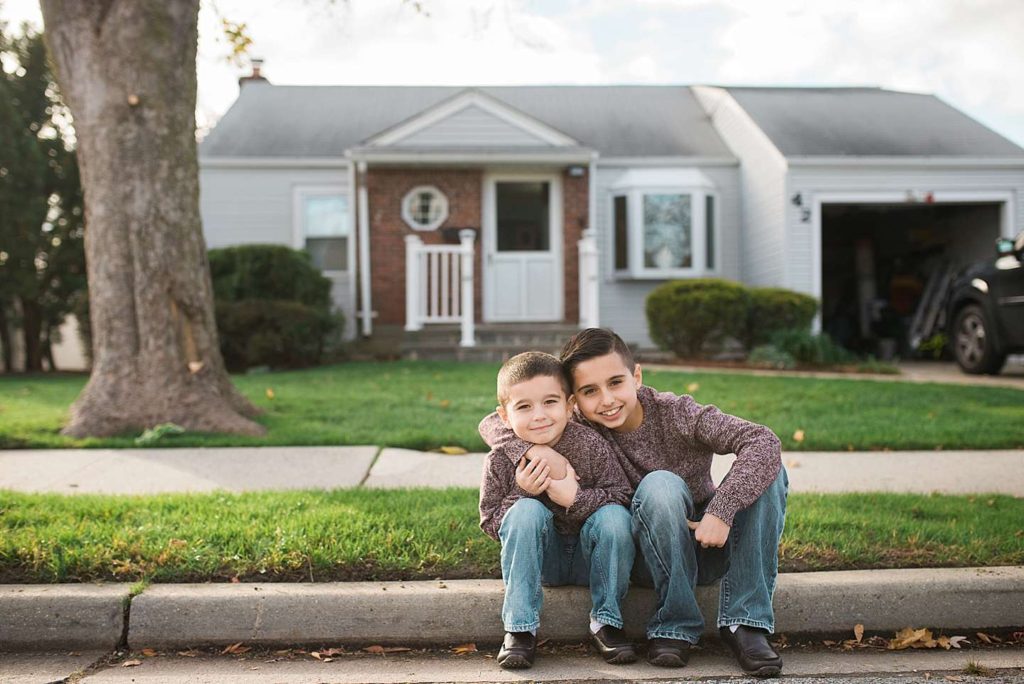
left=820, top=200, right=1004, bottom=356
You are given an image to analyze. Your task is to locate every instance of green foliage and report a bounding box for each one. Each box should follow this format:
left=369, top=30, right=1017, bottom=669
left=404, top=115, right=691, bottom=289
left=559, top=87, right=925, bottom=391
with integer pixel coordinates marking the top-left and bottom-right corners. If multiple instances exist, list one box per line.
left=0, top=26, right=85, bottom=371
left=207, top=245, right=331, bottom=308
left=207, top=245, right=341, bottom=371
left=134, top=423, right=186, bottom=446
left=743, top=287, right=818, bottom=349
left=646, top=278, right=748, bottom=358
left=918, top=332, right=948, bottom=359
left=747, top=344, right=796, bottom=370
left=216, top=299, right=340, bottom=372
left=769, top=329, right=855, bottom=366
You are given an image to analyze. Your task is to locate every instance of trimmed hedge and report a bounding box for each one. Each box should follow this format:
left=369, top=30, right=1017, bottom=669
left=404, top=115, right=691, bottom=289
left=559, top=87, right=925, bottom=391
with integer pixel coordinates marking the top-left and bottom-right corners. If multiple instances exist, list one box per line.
left=208, top=245, right=331, bottom=309
left=208, top=245, right=342, bottom=371
left=743, top=287, right=818, bottom=349
left=770, top=329, right=854, bottom=366
left=646, top=278, right=748, bottom=358
left=216, top=300, right=339, bottom=372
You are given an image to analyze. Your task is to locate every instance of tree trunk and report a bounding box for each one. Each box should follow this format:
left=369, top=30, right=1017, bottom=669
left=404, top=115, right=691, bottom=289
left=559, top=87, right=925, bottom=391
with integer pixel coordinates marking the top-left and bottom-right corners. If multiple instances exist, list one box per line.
left=0, top=305, right=12, bottom=373
left=40, top=0, right=263, bottom=437
left=19, top=297, right=43, bottom=372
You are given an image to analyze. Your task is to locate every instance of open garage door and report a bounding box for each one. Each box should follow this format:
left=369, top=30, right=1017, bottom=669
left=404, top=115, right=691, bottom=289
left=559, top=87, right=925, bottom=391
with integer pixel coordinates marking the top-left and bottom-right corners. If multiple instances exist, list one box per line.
left=821, top=202, right=1002, bottom=357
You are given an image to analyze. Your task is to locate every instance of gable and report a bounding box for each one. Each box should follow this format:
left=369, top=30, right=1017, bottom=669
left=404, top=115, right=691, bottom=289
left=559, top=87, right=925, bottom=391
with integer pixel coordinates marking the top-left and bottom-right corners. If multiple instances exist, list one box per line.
left=364, top=90, right=579, bottom=149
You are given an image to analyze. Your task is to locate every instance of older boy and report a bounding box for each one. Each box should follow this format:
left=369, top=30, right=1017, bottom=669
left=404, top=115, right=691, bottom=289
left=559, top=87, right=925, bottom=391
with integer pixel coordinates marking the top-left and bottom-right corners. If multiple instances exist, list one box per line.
left=481, top=329, right=788, bottom=677
left=480, top=351, right=636, bottom=669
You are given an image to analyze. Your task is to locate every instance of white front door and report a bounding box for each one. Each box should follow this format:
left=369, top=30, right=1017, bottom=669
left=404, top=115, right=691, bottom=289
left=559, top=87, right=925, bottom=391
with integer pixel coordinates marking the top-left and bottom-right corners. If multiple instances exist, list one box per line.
left=483, top=173, right=564, bottom=322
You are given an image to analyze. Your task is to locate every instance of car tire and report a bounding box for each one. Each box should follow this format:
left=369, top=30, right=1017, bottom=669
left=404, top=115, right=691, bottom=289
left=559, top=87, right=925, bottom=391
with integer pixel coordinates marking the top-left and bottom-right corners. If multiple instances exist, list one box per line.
left=952, top=304, right=1006, bottom=375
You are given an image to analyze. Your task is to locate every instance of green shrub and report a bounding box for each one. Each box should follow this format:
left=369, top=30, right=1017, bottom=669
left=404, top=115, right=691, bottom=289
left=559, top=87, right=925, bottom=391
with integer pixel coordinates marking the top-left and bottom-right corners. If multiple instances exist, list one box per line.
left=743, top=287, right=818, bottom=349
left=747, top=344, right=796, bottom=370
left=216, top=300, right=340, bottom=372
left=208, top=245, right=331, bottom=307
left=770, top=329, right=854, bottom=366
left=646, top=278, right=748, bottom=358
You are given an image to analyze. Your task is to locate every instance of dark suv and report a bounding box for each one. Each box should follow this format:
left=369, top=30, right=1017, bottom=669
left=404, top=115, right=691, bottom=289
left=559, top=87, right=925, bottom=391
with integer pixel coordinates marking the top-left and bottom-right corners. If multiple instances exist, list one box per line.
left=946, top=231, right=1024, bottom=374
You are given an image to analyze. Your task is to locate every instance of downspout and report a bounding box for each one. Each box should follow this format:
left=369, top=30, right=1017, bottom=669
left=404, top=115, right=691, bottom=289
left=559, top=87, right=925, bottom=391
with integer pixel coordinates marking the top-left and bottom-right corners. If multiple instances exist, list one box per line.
left=588, top=152, right=600, bottom=326
left=357, top=161, right=373, bottom=337
left=347, top=161, right=358, bottom=338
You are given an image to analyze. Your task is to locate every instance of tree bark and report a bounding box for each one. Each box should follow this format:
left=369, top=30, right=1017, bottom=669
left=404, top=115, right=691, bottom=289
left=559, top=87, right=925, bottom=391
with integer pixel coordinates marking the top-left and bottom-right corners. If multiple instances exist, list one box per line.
left=40, top=0, right=263, bottom=437
left=0, top=305, right=12, bottom=373
left=19, top=297, right=43, bottom=372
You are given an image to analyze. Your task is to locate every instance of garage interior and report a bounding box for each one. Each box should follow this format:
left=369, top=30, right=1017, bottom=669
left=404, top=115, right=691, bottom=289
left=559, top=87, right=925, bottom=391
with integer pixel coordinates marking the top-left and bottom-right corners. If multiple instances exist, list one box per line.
left=820, top=202, right=1002, bottom=358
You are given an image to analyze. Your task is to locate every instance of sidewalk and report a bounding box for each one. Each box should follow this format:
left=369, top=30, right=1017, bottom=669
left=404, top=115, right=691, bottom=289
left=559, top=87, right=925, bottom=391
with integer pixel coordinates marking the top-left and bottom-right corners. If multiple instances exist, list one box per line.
left=2, top=445, right=1023, bottom=495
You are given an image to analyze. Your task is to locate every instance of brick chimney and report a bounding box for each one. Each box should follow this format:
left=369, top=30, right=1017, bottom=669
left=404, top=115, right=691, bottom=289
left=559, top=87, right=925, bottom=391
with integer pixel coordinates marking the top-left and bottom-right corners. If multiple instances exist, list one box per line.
left=239, top=58, right=269, bottom=87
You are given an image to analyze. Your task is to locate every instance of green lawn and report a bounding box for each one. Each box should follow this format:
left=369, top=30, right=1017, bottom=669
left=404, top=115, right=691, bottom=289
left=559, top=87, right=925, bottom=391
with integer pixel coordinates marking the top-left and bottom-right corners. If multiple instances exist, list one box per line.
left=1, top=489, right=1020, bottom=583
left=1, top=362, right=1022, bottom=450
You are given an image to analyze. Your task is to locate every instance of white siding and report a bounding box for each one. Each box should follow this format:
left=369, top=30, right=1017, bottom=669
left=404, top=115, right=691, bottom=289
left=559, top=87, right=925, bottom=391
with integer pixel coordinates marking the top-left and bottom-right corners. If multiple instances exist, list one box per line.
left=400, top=105, right=551, bottom=147
left=788, top=165, right=1024, bottom=297
left=594, top=164, right=742, bottom=349
left=693, top=86, right=789, bottom=288
left=199, top=165, right=356, bottom=338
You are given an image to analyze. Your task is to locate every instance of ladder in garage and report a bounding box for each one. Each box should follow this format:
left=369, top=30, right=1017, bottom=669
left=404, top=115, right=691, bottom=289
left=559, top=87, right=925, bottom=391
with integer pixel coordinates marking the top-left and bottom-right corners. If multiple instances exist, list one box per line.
left=909, top=262, right=954, bottom=349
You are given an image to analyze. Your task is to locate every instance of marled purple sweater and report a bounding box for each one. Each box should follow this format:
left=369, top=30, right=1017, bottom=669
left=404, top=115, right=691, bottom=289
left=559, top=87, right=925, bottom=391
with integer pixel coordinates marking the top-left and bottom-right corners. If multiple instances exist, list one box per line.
left=480, top=385, right=782, bottom=526
left=479, top=422, right=632, bottom=541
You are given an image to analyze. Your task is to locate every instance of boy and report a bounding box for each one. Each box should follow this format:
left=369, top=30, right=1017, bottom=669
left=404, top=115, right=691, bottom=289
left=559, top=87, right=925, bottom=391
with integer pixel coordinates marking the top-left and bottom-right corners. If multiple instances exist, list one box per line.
left=481, top=329, right=788, bottom=677
left=479, top=351, right=636, bottom=669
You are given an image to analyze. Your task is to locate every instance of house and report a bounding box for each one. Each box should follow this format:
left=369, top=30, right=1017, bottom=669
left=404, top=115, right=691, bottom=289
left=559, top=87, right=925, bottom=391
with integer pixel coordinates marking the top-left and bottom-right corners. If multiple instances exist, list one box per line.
left=198, top=80, right=1024, bottom=355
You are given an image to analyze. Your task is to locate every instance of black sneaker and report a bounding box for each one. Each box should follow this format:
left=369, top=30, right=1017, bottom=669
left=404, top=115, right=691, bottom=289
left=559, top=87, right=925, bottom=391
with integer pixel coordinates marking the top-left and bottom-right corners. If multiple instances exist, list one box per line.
left=719, top=626, right=783, bottom=677
left=646, top=637, right=691, bottom=667
left=497, top=631, right=536, bottom=669
left=591, top=625, right=637, bottom=664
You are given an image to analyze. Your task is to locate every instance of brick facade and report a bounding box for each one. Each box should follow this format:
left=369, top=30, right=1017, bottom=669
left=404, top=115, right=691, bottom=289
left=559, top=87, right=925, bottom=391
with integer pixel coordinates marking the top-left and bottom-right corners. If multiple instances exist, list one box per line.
left=363, top=166, right=589, bottom=327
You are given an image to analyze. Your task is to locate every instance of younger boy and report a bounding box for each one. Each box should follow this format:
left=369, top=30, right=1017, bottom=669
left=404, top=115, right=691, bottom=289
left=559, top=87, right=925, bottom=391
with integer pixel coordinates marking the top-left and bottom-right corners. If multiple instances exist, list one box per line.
left=479, top=351, right=636, bottom=669
left=481, top=330, right=788, bottom=677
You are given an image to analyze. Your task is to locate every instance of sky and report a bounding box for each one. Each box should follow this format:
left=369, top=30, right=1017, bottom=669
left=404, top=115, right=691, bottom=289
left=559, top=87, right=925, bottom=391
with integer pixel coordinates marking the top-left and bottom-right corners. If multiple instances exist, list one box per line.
left=2, top=0, right=1023, bottom=147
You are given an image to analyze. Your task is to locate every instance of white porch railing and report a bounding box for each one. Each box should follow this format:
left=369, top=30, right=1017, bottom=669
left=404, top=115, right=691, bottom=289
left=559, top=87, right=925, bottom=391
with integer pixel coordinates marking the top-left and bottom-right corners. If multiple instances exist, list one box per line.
left=405, top=230, right=476, bottom=347
left=578, top=229, right=600, bottom=329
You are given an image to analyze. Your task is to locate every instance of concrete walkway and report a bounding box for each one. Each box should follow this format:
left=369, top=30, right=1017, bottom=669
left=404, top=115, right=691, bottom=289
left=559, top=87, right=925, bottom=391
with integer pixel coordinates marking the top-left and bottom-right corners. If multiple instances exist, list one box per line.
left=2, top=446, right=1022, bottom=496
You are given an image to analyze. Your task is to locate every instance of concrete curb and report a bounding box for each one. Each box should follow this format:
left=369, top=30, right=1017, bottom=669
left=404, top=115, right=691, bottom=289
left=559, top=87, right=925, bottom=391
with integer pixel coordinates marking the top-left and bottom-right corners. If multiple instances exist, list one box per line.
left=3, top=567, right=1021, bottom=651
left=0, top=584, right=129, bottom=651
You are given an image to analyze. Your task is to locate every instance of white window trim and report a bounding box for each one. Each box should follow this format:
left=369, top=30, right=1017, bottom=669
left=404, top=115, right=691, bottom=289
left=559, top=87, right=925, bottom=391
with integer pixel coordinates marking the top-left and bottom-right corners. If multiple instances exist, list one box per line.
left=609, top=186, right=718, bottom=280
left=292, top=184, right=352, bottom=276
left=401, top=185, right=449, bottom=232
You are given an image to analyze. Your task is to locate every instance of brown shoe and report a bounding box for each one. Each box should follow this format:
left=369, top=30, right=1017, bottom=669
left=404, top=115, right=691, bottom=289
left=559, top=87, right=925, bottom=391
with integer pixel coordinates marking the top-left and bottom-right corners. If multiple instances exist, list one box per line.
left=497, top=631, right=536, bottom=669
left=646, top=637, right=691, bottom=667
left=591, top=625, right=637, bottom=664
left=720, top=626, right=782, bottom=677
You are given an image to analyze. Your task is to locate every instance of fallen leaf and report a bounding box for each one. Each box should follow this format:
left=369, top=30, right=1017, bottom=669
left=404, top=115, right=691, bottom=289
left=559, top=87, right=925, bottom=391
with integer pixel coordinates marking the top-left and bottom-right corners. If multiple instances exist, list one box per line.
left=786, top=459, right=801, bottom=468
left=122, top=660, right=142, bottom=667
left=976, top=631, right=1000, bottom=644
left=822, top=640, right=837, bottom=646
left=273, top=649, right=293, bottom=656
left=686, top=382, right=700, bottom=393
left=265, top=388, right=275, bottom=399
left=948, top=636, right=968, bottom=649
left=310, top=651, right=322, bottom=660
left=854, top=624, right=864, bottom=643
left=230, top=576, right=240, bottom=583
left=320, top=647, right=345, bottom=656
left=141, top=648, right=158, bottom=657
left=362, top=645, right=412, bottom=655
left=889, top=627, right=936, bottom=650
left=439, top=399, right=451, bottom=408
left=221, top=642, right=250, bottom=655
left=177, top=649, right=200, bottom=657
left=452, top=643, right=477, bottom=655
left=536, top=638, right=550, bottom=648
left=437, top=446, right=468, bottom=455
left=323, top=657, right=334, bottom=662
left=793, top=429, right=805, bottom=443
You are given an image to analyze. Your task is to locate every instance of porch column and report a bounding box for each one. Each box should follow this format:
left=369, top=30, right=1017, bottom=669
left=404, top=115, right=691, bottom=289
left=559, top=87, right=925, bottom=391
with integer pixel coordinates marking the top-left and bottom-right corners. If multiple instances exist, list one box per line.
left=405, top=234, right=423, bottom=332
left=578, top=228, right=599, bottom=329
left=459, top=229, right=476, bottom=347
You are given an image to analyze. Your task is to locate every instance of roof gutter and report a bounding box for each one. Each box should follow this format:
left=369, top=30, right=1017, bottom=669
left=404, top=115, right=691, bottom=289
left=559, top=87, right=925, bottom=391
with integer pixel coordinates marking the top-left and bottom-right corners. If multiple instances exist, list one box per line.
left=345, top=149, right=595, bottom=165
left=786, top=156, right=1024, bottom=168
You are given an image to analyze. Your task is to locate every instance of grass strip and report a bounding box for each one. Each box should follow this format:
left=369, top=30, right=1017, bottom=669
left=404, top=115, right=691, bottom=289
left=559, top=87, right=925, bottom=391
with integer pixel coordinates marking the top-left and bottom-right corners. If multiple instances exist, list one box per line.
left=1, top=362, right=1023, bottom=451
left=1, top=489, right=1021, bottom=583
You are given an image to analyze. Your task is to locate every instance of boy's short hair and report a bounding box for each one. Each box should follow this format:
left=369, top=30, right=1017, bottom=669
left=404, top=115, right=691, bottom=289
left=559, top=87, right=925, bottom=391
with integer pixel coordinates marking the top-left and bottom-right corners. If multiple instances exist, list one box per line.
left=559, top=328, right=636, bottom=380
left=496, top=351, right=571, bottom=405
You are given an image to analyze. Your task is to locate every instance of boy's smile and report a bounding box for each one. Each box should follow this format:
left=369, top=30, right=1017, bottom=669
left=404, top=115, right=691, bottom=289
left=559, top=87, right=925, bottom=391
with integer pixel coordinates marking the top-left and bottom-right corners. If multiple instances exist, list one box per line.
left=571, top=352, right=644, bottom=433
left=497, top=375, right=573, bottom=447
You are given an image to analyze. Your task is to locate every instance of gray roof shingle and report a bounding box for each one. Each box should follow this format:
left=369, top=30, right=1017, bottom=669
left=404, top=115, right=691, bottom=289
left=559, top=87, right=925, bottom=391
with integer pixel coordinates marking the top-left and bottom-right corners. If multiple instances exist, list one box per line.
left=199, top=84, right=734, bottom=159
left=724, top=87, right=1024, bottom=157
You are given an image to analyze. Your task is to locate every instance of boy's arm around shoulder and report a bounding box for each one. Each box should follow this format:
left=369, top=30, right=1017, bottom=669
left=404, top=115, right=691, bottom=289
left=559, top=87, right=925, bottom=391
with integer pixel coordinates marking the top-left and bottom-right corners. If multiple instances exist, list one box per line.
left=478, top=411, right=532, bottom=461
left=479, top=449, right=528, bottom=541
left=668, top=392, right=781, bottom=526
left=561, top=424, right=633, bottom=525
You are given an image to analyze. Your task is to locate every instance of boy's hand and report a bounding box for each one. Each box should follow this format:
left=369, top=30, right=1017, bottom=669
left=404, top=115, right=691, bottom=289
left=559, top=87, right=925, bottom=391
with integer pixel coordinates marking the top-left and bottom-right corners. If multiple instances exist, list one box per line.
left=524, top=445, right=569, bottom=480
left=516, top=457, right=551, bottom=495
left=686, top=513, right=730, bottom=548
left=546, top=462, right=579, bottom=509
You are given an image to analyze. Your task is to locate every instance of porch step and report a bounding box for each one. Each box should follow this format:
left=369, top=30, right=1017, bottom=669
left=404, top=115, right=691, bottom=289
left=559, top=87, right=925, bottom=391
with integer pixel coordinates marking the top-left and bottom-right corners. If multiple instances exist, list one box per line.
left=401, top=324, right=581, bottom=362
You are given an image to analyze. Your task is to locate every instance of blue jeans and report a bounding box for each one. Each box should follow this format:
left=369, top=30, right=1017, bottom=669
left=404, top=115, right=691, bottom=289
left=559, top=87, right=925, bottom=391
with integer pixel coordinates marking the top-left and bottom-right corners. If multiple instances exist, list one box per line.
left=630, top=468, right=788, bottom=643
left=498, top=498, right=634, bottom=632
